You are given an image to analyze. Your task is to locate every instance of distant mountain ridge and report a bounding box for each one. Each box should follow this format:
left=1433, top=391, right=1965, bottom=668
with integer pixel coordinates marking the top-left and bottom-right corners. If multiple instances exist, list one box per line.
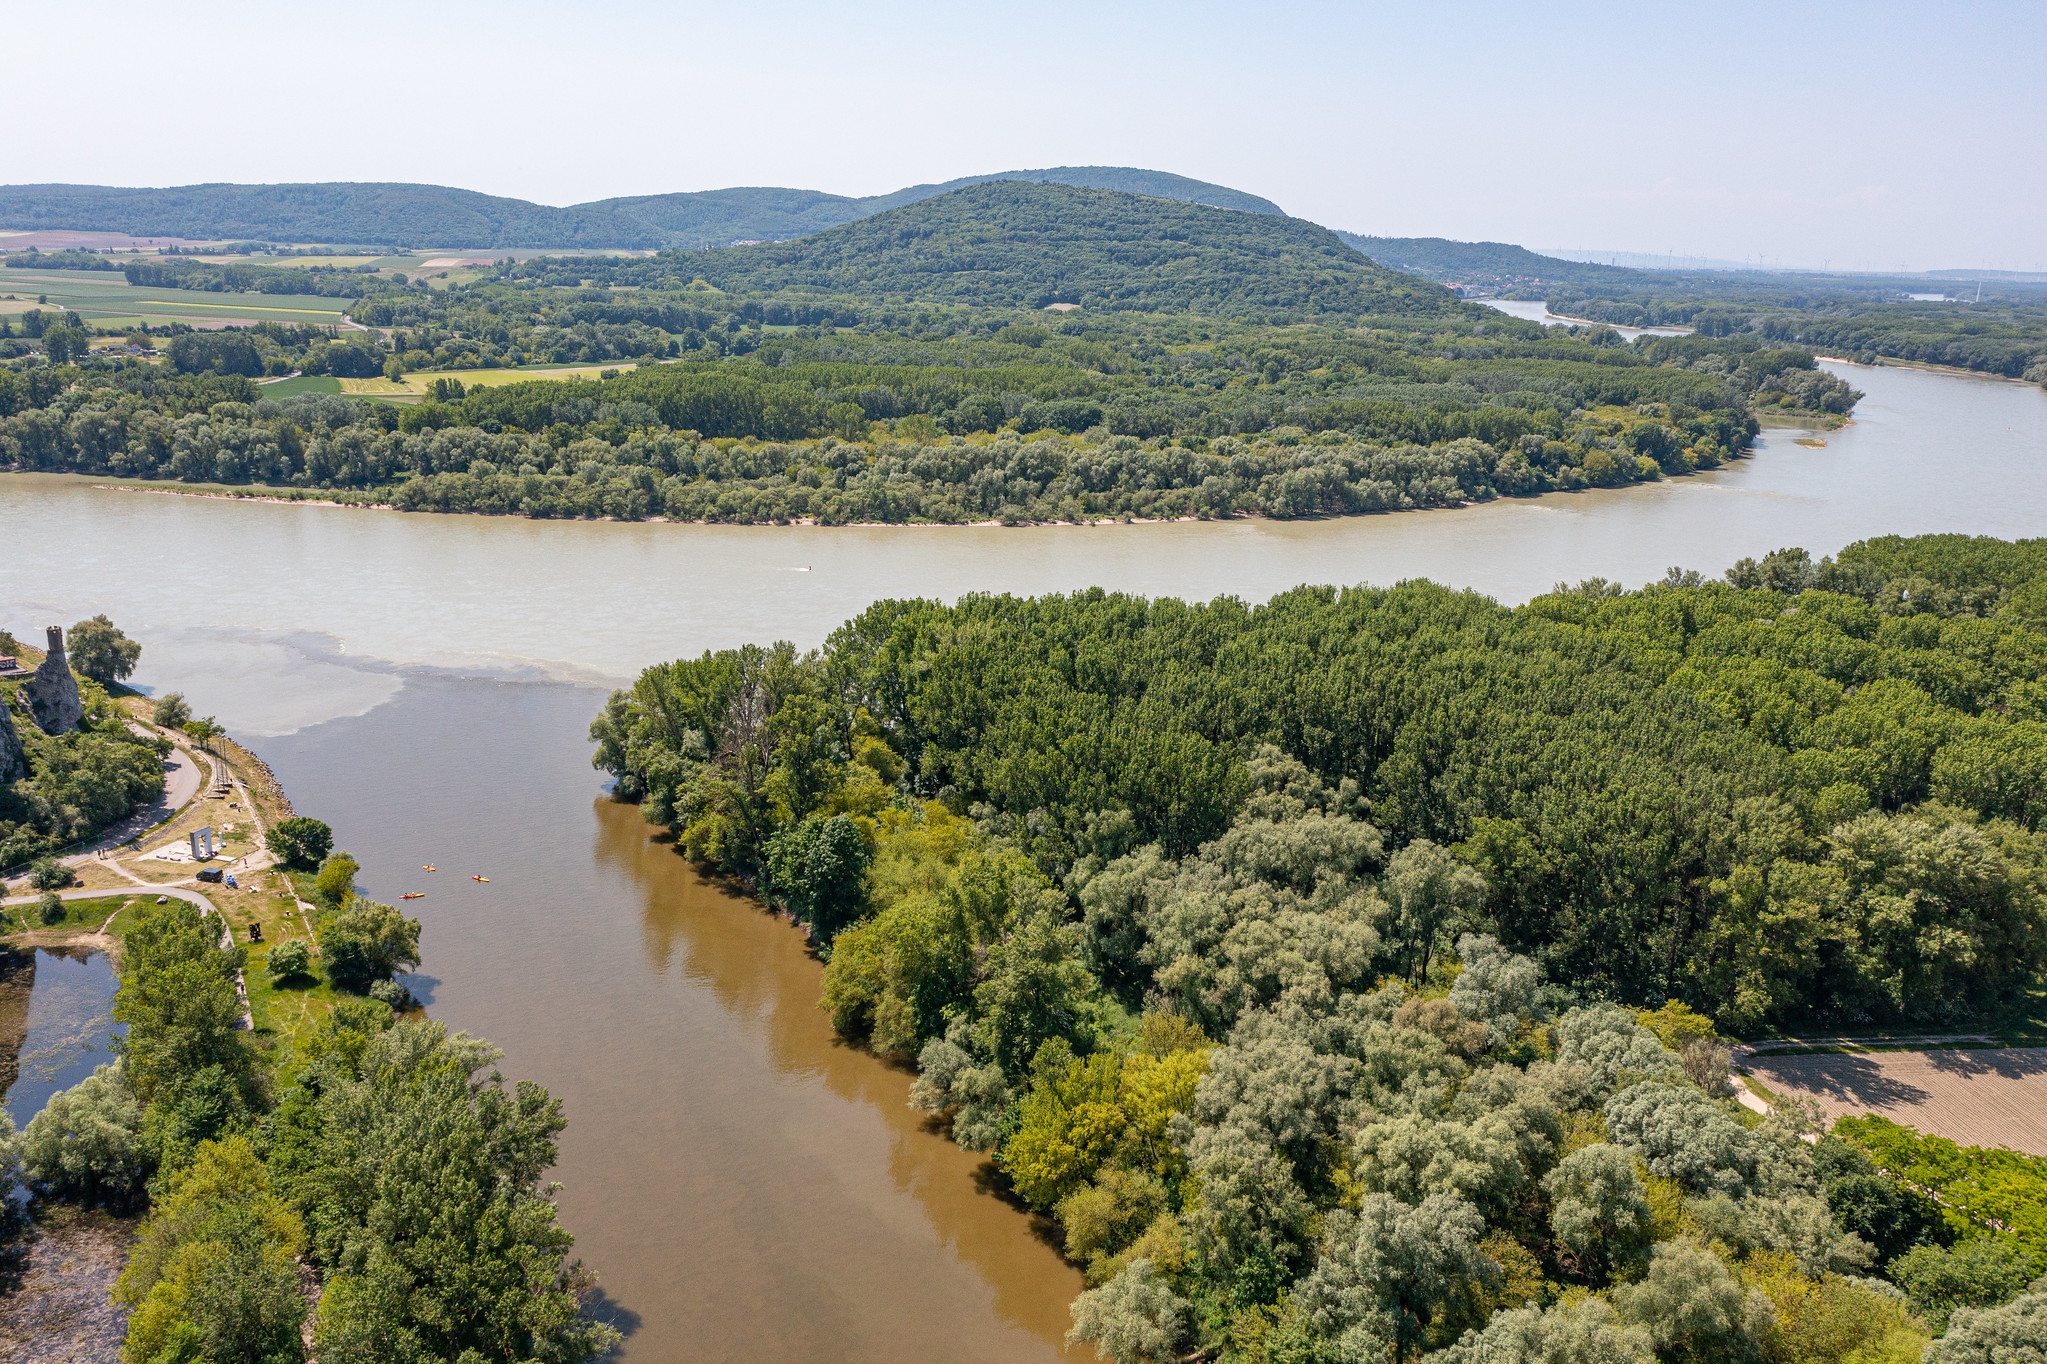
left=1337, top=232, right=1637, bottom=289
left=0, top=168, right=1283, bottom=250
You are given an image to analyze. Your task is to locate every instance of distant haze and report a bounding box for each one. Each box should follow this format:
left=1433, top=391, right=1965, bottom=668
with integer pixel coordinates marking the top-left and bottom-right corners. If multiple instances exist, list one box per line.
left=8, top=0, right=2043, bottom=273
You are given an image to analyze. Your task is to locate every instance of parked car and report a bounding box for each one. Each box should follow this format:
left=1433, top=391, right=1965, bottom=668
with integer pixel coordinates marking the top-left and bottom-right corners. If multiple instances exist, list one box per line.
left=197, top=868, right=224, bottom=883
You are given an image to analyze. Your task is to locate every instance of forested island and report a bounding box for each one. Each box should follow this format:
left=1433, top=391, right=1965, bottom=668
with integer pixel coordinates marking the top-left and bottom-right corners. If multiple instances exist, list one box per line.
left=1527, top=276, right=2047, bottom=387
left=593, top=532, right=2047, bottom=1363
left=0, top=185, right=1861, bottom=525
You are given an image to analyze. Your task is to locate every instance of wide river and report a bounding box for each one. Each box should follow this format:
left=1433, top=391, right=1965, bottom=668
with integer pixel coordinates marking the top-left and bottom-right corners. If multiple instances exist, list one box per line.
left=3, top=359, right=2043, bottom=1360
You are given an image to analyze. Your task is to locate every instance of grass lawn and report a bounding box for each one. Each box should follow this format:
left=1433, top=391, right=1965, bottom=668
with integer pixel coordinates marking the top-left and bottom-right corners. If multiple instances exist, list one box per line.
left=244, top=942, right=343, bottom=1056
left=0, top=892, right=157, bottom=937
left=257, top=374, right=343, bottom=398
left=232, top=866, right=342, bottom=1057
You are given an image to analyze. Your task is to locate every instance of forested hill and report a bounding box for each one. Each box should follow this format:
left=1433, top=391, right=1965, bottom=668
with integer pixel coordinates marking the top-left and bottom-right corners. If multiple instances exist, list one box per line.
left=632, top=182, right=1456, bottom=319
left=0, top=168, right=1281, bottom=250
left=590, top=166, right=1284, bottom=248
left=1339, top=231, right=1637, bottom=290
left=0, top=181, right=668, bottom=249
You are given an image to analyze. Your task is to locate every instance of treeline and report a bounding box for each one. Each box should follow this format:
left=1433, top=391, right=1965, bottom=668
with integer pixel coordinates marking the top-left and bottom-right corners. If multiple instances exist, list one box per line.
left=4, top=248, right=119, bottom=271
left=2, top=840, right=617, bottom=1362
left=0, top=381, right=1764, bottom=524
left=3, top=313, right=1865, bottom=523
left=1543, top=280, right=2047, bottom=384
left=596, top=532, right=2047, bottom=1028
left=588, top=531, right=2047, bottom=1362
left=123, top=257, right=385, bottom=297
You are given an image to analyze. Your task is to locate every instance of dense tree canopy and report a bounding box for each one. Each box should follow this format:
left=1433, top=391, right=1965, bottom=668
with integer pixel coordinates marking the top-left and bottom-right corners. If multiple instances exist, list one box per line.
left=585, top=532, right=2047, bottom=1361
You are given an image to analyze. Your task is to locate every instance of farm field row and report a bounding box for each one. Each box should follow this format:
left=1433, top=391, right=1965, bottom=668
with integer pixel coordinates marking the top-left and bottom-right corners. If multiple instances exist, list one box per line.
left=1, top=267, right=356, bottom=325
left=339, top=360, right=636, bottom=397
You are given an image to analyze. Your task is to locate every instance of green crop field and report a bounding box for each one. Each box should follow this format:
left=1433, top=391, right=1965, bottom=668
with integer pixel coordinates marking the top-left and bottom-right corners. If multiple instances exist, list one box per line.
left=0, top=267, right=358, bottom=325
left=256, top=374, right=344, bottom=398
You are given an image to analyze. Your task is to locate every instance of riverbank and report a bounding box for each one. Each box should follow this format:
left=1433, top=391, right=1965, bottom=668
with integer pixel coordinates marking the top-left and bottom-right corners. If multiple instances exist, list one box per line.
left=7, top=438, right=1774, bottom=530
left=1814, top=353, right=2043, bottom=386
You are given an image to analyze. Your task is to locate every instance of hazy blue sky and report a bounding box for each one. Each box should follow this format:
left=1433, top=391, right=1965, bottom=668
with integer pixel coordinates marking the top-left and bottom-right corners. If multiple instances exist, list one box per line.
left=13, top=0, right=2043, bottom=270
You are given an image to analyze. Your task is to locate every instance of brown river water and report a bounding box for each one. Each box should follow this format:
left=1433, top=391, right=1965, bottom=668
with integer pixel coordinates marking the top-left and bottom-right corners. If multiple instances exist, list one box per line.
left=2, top=359, right=2044, bottom=1360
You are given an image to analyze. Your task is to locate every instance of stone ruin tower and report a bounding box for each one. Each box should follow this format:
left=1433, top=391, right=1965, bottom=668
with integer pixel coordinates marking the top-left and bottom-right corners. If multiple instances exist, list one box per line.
left=24, top=625, right=84, bottom=735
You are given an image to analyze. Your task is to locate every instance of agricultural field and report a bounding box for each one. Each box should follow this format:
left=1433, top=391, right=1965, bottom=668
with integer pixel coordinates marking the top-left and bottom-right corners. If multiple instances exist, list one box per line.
left=256, top=374, right=344, bottom=398
left=1749, top=1047, right=2047, bottom=1156
left=0, top=266, right=359, bottom=327
left=340, top=359, right=636, bottom=398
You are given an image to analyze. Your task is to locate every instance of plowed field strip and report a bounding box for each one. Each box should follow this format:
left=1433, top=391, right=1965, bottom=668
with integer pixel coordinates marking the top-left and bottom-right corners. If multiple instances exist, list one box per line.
left=1749, top=1047, right=2047, bottom=1155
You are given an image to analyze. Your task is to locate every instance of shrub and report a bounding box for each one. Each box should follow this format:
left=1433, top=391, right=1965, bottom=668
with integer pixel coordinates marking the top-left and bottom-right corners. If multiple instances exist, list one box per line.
left=265, top=816, right=333, bottom=871
left=38, top=890, right=66, bottom=925
left=314, top=851, right=360, bottom=909
left=28, top=857, right=75, bottom=891
left=19, top=1062, right=149, bottom=1209
left=266, top=939, right=311, bottom=980
left=150, top=691, right=192, bottom=729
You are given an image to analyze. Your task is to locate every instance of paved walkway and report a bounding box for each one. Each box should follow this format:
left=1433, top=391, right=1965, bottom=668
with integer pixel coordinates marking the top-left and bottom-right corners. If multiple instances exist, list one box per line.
left=2, top=721, right=206, bottom=889
left=3, top=730, right=277, bottom=1031
left=1738, top=1033, right=1998, bottom=1055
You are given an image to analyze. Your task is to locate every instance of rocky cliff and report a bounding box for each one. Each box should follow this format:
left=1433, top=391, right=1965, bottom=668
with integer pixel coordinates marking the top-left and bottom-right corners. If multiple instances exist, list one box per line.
left=0, top=698, right=25, bottom=782
left=23, top=626, right=84, bottom=735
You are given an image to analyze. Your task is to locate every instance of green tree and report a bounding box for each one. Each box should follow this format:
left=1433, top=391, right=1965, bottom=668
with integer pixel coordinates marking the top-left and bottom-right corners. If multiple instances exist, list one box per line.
left=1438, top=1298, right=1654, bottom=1364
left=266, top=816, right=333, bottom=871
left=66, top=613, right=142, bottom=685
left=151, top=691, right=193, bottom=729
left=1611, top=1242, right=1771, bottom=1364
left=314, top=851, right=360, bottom=909
left=1066, top=1260, right=1189, bottom=1364
left=19, top=1062, right=149, bottom=1208
left=1926, top=1292, right=2047, bottom=1364
left=288, top=1020, right=620, bottom=1363
left=766, top=813, right=870, bottom=938
left=1543, top=1143, right=1653, bottom=1283
left=28, top=857, right=75, bottom=890
left=1294, top=1192, right=1500, bottom=1363
left=116, top=1135, right=308, bottom=1364
left=1889, top=1238, right=2035, bottom=1332
left=113, top=899, right=254, bottom=1104
left=267, top=939, right=312, bottom=981
left=972, top=908, right=1097, bottom=1077
left=1379, top=840, right=1488, bottom=984
left=322, top=897, right=422, bottom=994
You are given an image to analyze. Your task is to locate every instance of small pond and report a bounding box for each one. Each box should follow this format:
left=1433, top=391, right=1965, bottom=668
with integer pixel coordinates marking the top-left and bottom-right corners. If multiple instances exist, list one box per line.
left=1, top=947, right=123, bottom=1129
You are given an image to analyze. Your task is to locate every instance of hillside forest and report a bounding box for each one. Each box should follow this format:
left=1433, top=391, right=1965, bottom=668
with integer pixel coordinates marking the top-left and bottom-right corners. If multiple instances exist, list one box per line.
left=590, top=532, right=2047, bottom=1362
left=0, top=166, right=1283, bottom=250
left=0, top=186, right=1860, bottom=525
